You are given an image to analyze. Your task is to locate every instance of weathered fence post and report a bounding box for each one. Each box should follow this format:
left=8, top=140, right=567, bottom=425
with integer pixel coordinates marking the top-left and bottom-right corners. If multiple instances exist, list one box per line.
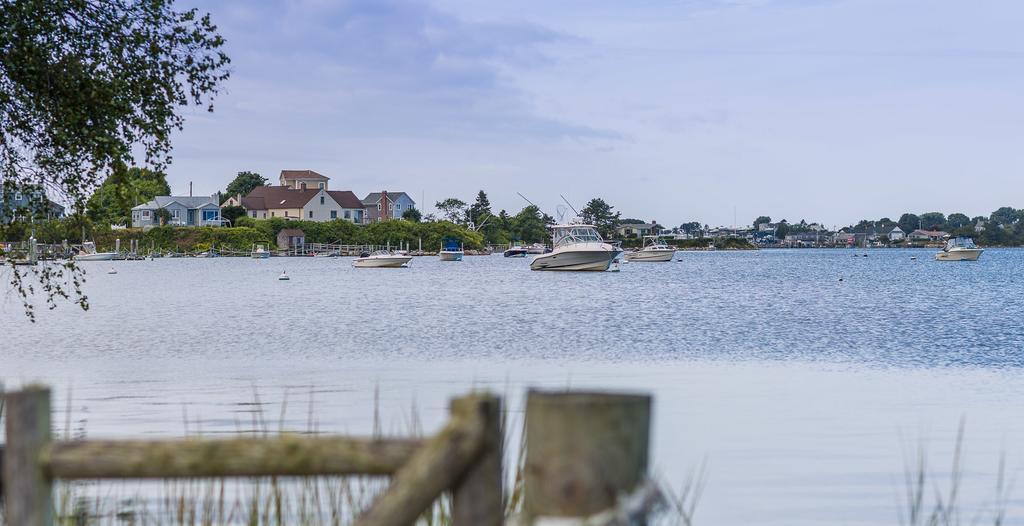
left=523, top=390, right=651, bottom=521
left=451, top=394, right=503, bottom=526
left=3, top=386, right=53, bottom=526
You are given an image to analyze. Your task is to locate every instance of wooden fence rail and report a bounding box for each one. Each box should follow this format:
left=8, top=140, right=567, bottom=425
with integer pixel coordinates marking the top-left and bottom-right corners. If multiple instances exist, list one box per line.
left=2, top=386, right=502, bottom=526
left=3, top=386, right=655, bottom=525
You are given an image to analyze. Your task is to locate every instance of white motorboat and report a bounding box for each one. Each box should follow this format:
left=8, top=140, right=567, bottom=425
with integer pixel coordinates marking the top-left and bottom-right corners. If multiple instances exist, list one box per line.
left=439, top=238, right=464, bottom=261
left=353, top=250, right=413, bottom=268
left=935, top=237, right=983, bottom=261
left=251, top=244, right=270, bottom=259
left=624, top=236, right=676, bottom=262
left=530, top=224, right=623, bottom=271
left=526, top=243, right=549, bottom=254
left=504, top=244, right=529, bottom=258
left=74, top=241, right=117, bottom=261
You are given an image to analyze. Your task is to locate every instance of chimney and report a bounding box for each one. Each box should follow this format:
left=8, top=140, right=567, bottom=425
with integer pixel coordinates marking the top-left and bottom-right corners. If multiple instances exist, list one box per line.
left=381, top=190, right=389, bottom=220
left=189, top=181, right=193, bottom=197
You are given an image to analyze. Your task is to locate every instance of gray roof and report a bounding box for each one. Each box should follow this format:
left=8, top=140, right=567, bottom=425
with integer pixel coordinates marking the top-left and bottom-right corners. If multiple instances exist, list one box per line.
left=362, top=192, right=414, bottom=206
left=132, top=196, right=219, bottom=211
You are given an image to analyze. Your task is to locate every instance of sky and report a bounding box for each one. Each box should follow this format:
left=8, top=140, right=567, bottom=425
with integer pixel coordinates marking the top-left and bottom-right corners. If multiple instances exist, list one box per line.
left=168, top=0, right=1024, bottom=228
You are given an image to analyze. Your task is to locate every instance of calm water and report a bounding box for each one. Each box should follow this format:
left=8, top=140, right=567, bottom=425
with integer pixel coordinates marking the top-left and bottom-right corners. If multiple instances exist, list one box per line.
left=3, top=248, right=1024, bottom=524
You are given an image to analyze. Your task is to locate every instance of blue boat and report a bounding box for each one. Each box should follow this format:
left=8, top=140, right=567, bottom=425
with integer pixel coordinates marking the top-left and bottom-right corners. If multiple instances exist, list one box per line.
left=439, top=237, right=464, bottom=261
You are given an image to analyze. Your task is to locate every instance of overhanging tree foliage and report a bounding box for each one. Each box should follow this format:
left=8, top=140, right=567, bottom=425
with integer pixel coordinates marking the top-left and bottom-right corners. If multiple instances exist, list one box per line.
left=1, top=0, right=230, bottom=320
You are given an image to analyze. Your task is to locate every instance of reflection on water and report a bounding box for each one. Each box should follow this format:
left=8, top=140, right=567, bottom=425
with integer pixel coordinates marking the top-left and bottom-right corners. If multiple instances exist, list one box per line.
left=3, top=249, right=1024, bottom=525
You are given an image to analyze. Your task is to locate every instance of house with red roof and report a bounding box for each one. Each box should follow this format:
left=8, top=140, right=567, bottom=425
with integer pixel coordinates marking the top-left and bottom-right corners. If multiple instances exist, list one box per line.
left=223, top=170, right=365, bottom=223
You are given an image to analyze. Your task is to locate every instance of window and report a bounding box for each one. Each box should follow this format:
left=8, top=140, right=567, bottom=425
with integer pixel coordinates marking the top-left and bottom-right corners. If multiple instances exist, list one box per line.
left=203, top=210, right=218, bottom=221
left=308, top=210, right=313, bottom=218
left=14, top=192, right=22, bottom=201
left=377, top=203, right=381, bottom=211
left=271, top=212, right=275, bottom=217
left=252, top=211, right=257, bottom=218
left=330, top=210, right=337, bottom=219
left=300, top=182, right=307, bottom=190
left=318, top=182, right=325, bottom=189
left=395, top=203, right=401, bottom=211
left=171, top=209, right=180, bottom=219
left=142, top=210, right=151, bottom=218
left=320, top=196, right=325, bottom=205
left=284, top=211, right=289, bottom=217
left=344, top=210, right=351, bottom=219
left=262, top=213, right=266, bottom=219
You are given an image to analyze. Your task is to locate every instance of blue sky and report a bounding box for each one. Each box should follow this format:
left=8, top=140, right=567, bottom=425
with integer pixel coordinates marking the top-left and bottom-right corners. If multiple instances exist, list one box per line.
left=170, top=0, right=1024, bottom=227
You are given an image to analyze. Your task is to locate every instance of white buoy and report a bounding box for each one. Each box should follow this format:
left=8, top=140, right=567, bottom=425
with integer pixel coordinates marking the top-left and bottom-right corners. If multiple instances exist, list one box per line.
left=278, top=271, right=290, bottom=281
left=107, top=267, right=117, bottom=275
left=910, top=256, right=917, bottom=261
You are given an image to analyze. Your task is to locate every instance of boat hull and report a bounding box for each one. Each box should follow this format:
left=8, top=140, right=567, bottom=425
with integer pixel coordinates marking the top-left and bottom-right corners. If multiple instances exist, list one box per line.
left=439, top=251, right=464, bottom=261
left=75, top=253, right=117, bottom=261
left=504, top=249, right=528, bottom=258
left=625, top=249, right=676, bottom=262
left=935, top=248, right=983, bottom=261
left=530, top=248, right=622, bottom=271
left=353, top=256, right=413, bottom=268
left=250, top=253, right=270, bottom=259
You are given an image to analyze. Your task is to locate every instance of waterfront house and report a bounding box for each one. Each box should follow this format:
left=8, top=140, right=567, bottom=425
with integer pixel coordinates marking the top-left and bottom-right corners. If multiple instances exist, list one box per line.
left=616, top=223, right=657, bottom=238
left=277, top=228, right=305, bottom=250
left=131, top=195, right=221, bottom=229
left=889, top=226, right=906, bottom=241
left=362, top=191, right=416, bottom=223
left=833, top=231, right=856, bottom=246
left=0, top=185, right=65, bottom=224
left=909, top=229, right=948, bottom=242
left=223, top=170, right=365, bottom=223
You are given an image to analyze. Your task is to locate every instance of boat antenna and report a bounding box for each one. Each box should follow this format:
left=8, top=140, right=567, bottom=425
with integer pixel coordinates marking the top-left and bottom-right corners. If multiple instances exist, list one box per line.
left=559, top=194, right=580, bottom=216
left=517, top=192, right=538, bottom=208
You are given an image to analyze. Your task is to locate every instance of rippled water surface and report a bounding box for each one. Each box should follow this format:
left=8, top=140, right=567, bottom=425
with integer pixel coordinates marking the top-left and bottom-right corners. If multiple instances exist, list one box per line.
left=3, top=248, right=1024, bottom=524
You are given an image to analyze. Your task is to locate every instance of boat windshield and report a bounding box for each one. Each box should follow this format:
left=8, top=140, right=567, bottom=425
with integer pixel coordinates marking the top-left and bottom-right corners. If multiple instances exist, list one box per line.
left=552, top=225, right=603, bottom=247
left=948, top=237, right=977, bottom=250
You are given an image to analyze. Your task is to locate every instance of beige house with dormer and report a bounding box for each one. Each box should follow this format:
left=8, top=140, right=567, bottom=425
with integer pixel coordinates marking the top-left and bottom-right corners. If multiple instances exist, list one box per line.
left=222, top=170, right=365, bottom=223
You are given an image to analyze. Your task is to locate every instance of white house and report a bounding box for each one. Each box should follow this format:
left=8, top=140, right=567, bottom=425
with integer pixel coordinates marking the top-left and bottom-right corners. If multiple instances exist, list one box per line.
left=889, top=226, right=906, bottom=241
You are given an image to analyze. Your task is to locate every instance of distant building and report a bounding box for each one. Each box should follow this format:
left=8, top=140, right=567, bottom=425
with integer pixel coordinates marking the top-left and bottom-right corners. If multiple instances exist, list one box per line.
left=616, top=223, right=657, bottom=238
left=131, top=195, right=221, bottom=228
left=362, top=191, right=416, bottom=223
left=889, top=226, right=906, bottom=241
left=223, top=170, right=364, bottom=223
left=277, top=228, right=305, bottom=250
left=909, top=229, right=948, bottom=242
left=0, top=186, right=65, bottom=224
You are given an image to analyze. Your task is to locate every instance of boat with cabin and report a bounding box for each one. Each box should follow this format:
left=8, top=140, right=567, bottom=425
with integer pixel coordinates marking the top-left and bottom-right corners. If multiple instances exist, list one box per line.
left=935, top=237, right=983, bottom=261
left=74, top=241, right=117, bottom=261
left=250, top=244, right=270, bottom=259
left=530, top=223, right=623, bottom=271
left=353, top=250, right=413, bottom=268
left=526, top=243, right=549, bottom=254
left=439, top=238, right=464, bottom=261
left=624, top=236, right=676, bottom=262
left=504, top=244, right=529, bottom=257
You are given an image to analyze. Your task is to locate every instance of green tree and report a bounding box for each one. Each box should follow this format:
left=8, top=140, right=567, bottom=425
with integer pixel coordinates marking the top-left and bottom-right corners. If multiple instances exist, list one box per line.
left=1, top=0, right=230, bottom=320
left=512, top=205, right=549, bottom=243
left=220, top=205, right=246, bottom=225
left=87, top=167, right=171, bottom=226
left=468, top=190, right=492, bottom=225
left=898, top=213, right=921, bottom=234
left=753, top=216, right=772, bottom=229
left=223, top=171, right=267, bottom=202
left=990, top=207, right=1021, bottom=226
left=775, top=221, right=791, bottom=239
left=945, top=213, right=971, bottom=231
left=402, top=207, right=422, bottom=222
left=435, top=198, right=468, bottom=224
left=579, top=198, right=621, bottom=239
left=919, top=212, right=946, bottom=231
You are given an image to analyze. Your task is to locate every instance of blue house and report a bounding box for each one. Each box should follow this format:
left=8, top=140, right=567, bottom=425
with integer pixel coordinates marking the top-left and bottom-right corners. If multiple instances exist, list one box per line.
left=0, top=186, right=65, bottom=224
left=131, top=195, right=221, bottom=229
left=362, top=191, right=416, bottom=223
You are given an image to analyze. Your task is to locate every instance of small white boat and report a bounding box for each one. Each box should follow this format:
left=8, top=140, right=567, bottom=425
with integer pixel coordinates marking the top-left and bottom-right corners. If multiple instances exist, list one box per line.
left=504, top=245, right=529, bottom=258
left=935, top=237, right=983, bottom=261
left=531, top=223, right=623, bottom=272
left=526, top=243, right=549, bottom=255
left=107, top=267, right=118, bottom=275
left=353, top=250, right=413, bottom=268
left=74, top=241, right=117, bottom=261
left=439, top=238, right=464, bottom=261
left=624, top=236, right=676, bottom=262
left=278, top=271, right=290, bottom=280
left=251, top=244, right=270, bottom=259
